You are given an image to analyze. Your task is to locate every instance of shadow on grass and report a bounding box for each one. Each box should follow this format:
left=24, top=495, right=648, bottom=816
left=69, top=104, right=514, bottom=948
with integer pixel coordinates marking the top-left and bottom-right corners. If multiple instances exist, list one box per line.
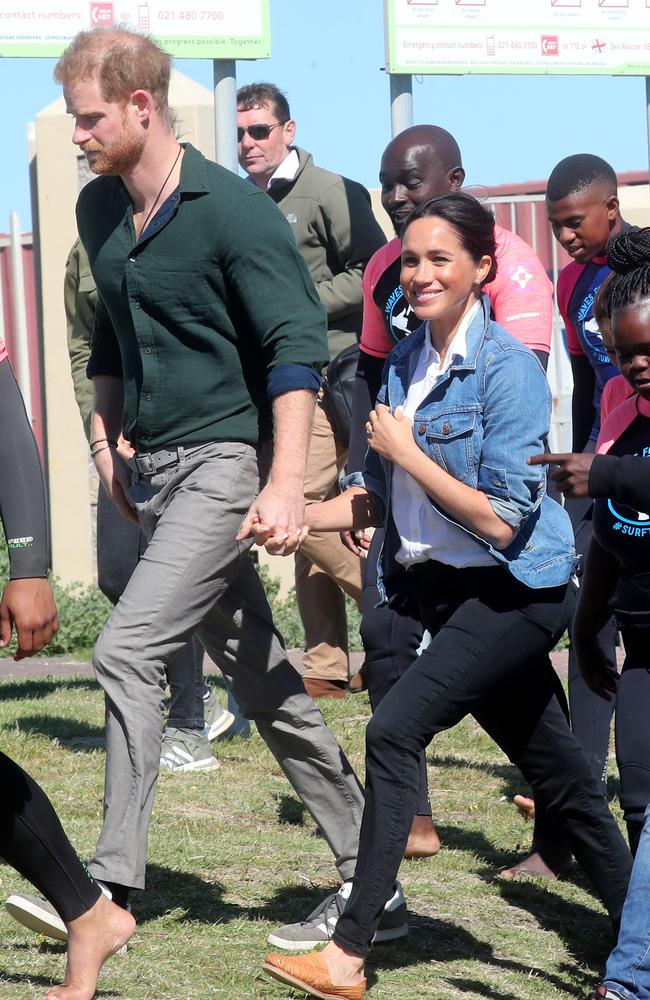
left=0, top=676, right=98, bottom=702
left=445, top=978, right=535, bottom=999
left=367, top=912, right=577, bottom=994
left=3, top=715, right=105, bottom=751
left=431, top=823, right=612, bottom=968
left=277, top=794, right=308, bottom=827
left=132, top=872, right=580, bottom=994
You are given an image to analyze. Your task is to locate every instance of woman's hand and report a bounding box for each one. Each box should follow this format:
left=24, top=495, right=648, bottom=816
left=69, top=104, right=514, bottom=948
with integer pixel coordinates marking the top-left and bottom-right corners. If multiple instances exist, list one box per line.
left=366, top=404, right=416, bottom=463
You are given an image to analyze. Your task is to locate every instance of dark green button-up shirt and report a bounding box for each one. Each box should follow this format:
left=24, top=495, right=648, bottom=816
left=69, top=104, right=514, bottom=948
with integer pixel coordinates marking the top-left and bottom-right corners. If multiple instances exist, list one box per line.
left=78, top=143, right=329, bottom=452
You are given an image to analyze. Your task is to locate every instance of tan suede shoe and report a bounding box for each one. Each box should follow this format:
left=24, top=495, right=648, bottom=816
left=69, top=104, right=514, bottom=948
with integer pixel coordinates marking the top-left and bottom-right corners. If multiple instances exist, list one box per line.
left=263, top=951, right=367, bottom=999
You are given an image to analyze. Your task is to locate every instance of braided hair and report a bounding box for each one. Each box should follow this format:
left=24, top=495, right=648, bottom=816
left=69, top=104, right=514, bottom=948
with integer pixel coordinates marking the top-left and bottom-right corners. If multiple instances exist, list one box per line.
left=607, top=229, right=650, bottom=314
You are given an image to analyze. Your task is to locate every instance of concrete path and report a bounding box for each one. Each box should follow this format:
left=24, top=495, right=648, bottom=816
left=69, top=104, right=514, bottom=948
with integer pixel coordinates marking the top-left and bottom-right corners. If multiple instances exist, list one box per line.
left=0, top=649, right=577, bottom=682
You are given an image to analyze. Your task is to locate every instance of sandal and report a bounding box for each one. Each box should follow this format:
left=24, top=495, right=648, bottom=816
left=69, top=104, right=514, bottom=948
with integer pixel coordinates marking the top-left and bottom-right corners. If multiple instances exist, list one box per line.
left=263, top=951, right=367, bottom=999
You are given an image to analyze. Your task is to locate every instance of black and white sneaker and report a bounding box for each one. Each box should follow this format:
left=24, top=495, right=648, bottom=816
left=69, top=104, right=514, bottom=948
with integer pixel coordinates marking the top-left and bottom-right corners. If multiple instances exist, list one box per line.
left=266, top=881, right=407, bottom=951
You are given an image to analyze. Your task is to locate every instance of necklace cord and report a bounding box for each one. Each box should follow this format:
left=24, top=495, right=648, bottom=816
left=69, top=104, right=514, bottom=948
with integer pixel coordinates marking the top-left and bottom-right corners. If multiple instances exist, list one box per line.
left=138, top=145, right=182, bottom=237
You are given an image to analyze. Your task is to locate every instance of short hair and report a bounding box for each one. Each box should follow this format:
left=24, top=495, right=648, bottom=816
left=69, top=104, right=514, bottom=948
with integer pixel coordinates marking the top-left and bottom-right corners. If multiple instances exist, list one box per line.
left=54, top=27, right=172, bottom=123
left=546, top=154, right=617, bottom=203
left=236, top=82, right=290, bottom=122
left=404, top=193, right=497, bottom=285
left=607, top=229, right=650, bottom=314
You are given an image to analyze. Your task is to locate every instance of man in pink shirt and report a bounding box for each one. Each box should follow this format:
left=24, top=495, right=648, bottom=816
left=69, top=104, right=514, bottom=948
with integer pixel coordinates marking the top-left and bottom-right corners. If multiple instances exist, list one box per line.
left=348, top=125, right=555, bottom=861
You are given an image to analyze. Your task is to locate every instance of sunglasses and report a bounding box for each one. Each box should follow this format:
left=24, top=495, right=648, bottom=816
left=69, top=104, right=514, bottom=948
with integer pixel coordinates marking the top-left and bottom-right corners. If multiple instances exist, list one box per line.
left=237, top=122, right=285, bottom=142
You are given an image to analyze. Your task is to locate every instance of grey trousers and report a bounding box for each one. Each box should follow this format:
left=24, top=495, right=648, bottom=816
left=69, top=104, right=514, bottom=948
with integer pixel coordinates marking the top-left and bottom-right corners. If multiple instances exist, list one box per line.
left=97, top=482, right=206, bottom=729
left=89, top=442, right=364, bottom=890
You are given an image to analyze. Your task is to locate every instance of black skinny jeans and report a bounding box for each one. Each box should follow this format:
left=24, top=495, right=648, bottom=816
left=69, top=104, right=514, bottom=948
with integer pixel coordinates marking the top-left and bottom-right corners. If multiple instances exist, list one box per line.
left=361, top=528, right=430, bottom=816
left=334, top=562, right=632, bottom=957
left=0, top=750, right=101, bottom=923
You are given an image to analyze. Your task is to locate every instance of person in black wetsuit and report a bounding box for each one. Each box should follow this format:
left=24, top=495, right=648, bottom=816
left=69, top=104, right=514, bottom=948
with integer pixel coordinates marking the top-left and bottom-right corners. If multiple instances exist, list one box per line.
left=0, top=341, right=134, bottom=999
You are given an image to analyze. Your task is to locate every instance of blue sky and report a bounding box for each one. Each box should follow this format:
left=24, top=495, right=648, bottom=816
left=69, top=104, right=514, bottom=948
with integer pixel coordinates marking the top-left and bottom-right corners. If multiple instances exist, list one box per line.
left=1, top=0, right=648, bottom=230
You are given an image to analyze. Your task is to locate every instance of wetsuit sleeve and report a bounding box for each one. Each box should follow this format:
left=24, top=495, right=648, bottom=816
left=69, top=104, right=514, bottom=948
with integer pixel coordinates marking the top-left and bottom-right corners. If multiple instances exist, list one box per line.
left=0, top=357, right=49, bottom=578
left=589, top=453, right=650, bottom=511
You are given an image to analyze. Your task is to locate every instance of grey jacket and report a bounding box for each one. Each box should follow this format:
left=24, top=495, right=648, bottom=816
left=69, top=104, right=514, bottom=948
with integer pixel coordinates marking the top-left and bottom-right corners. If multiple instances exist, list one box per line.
left=267, top=147, right=386, bottom=359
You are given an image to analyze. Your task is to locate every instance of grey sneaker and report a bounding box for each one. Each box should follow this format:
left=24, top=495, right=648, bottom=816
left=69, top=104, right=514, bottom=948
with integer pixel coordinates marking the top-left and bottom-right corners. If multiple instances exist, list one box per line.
left=5, top=887, right=130, bottom=954
left=266, top=881, right=407, bottom=951
left=5, top=893, right=67, bottom=941
left=160, top=727, right=220, bottom=772
left=203, top=688, right=235, bottom=742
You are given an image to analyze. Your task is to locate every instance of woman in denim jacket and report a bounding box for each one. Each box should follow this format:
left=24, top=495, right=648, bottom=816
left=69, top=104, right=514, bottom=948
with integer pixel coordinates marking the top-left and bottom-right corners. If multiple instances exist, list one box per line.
left=263, top=194, right=632, bottom=1000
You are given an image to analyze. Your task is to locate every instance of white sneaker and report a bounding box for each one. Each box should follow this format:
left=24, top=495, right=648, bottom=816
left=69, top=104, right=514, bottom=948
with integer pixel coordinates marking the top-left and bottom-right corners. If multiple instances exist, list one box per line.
left=202, top=688, right=236, bottom=741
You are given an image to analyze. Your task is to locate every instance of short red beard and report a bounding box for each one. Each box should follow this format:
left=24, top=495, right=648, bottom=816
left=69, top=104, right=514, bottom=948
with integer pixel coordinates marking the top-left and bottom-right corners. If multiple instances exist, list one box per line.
left=82, top=111, right=146, bottom=176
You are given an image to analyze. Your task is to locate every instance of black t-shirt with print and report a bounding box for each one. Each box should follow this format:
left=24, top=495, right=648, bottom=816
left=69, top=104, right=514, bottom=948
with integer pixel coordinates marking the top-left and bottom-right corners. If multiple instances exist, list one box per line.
left=592, top=413, right=650, bottom=624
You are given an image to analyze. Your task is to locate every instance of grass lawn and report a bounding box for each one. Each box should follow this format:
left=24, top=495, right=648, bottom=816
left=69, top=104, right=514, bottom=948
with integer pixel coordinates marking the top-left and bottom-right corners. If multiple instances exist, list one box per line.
left=0, top=671, right=619, bottom=1000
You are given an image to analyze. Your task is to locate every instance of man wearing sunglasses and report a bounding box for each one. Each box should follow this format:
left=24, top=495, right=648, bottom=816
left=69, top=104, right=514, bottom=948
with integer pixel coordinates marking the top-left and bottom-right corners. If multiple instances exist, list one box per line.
left=236, top=82, right=386, bottom=700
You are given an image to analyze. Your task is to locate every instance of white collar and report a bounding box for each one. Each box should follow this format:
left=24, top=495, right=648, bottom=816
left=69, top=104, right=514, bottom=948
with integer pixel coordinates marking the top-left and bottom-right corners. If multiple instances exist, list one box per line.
left=267, top=148, right=300, bottom=189
left=424, top=299, right=480, bottom=371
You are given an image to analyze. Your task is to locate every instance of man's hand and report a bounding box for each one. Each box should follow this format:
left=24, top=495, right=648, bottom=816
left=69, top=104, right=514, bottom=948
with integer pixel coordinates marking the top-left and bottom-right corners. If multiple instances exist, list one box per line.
left=236, top=482, right=309, bottom=555
left=0, top=578, right=60, bottom=660
left=528, top=451, right=595, bottom=498
left=117, top=434, right=135, bottom=462
left=366, top=404, right=415, bottom=462
left=94, top=446, right=139, bottom=525
left=574, top=632, right=618, bottom=701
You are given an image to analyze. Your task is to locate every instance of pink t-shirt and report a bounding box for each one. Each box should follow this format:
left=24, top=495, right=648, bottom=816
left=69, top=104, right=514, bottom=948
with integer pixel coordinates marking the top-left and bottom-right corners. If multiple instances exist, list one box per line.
left=600, top=374, right=633, bottom=422
left=0, top=336, right=6, bottom=364
left=360, top=225, right=554, bottom=359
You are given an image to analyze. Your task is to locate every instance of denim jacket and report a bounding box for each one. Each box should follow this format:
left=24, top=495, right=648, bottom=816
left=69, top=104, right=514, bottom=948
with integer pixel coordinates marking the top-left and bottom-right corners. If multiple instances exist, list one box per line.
left=345, top=296, right=576, bottom=601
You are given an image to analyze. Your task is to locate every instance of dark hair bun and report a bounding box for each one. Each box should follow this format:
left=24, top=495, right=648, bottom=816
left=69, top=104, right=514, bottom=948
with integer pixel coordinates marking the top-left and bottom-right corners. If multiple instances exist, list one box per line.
left=607, top=229, right=650, bottom=274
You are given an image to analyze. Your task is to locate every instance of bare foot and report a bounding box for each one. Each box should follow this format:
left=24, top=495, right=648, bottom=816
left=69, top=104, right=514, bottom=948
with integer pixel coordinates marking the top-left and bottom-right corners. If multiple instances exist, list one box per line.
left=43, top=894, right=135, bottom=1000
left=514, top=794, right=535, bottom=822
left=500, top=850, right=560, bottom=881
left=404, top=814, right=441, bottom=859
left=320, top=940, right=366, bottom=986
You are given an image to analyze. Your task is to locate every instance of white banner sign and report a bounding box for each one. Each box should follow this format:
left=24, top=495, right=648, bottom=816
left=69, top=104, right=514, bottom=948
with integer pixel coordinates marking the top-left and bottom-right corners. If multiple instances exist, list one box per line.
left=385, top=0, right=650, bottom=75
left=0, top=1, right=270, bottom=58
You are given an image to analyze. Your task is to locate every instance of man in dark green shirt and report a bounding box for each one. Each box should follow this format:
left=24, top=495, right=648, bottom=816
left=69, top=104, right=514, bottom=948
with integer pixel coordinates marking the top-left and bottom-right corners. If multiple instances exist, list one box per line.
left=48, top=26, right=367, bottom=919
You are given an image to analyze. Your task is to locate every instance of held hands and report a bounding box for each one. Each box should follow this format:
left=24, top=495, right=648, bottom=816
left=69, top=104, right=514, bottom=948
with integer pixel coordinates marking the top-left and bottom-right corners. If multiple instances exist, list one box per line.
left=0, top=578, right=60, bottom=660
left=340, top=529, right=373, bottom=558
left=366, top=404, right=415, bottom=462
left=528, top=452, right=595, bottom=498
left=236, top=481, right=309, bottom=556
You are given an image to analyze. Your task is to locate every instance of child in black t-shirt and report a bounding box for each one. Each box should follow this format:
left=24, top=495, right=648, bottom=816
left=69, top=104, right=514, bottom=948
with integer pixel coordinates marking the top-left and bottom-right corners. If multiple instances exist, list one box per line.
left=574, top=229, right=650, bottom=1000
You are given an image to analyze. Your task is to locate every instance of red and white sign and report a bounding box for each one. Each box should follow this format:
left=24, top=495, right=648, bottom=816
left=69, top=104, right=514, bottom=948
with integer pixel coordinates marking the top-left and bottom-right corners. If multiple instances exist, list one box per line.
left=90, top=2, right=114, bottom=27
left=541, top=35, right=559, bottom=56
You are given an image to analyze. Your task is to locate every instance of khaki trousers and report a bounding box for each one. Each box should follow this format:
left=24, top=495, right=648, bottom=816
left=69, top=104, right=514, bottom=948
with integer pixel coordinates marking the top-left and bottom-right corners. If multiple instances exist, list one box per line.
left=296, top=390, right=363, bottom=682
